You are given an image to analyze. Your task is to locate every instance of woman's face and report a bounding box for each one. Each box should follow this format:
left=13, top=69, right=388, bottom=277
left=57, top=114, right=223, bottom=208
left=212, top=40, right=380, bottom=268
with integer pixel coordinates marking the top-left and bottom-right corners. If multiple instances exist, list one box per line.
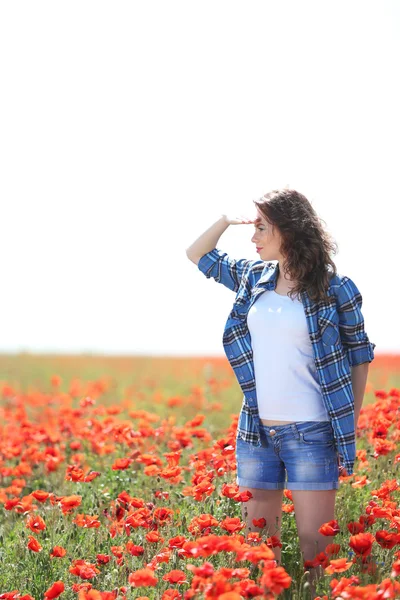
left=250, top=210, right=284, bottom=263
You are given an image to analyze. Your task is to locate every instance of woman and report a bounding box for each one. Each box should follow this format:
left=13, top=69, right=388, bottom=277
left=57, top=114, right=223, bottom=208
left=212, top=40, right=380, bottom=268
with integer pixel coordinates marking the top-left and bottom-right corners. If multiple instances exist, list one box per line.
left=186, top=188, right=375, bottom=596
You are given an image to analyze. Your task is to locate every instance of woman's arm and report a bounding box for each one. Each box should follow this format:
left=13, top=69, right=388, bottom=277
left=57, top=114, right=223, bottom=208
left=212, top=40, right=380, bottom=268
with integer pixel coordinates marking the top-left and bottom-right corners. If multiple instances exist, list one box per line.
left=336, top=276, right=376, bottom=366
left=351, top=363, right=370, bottom=429
left=186, top=213, right=258, bottom=292
left=186, top=216, right=230, bottom=265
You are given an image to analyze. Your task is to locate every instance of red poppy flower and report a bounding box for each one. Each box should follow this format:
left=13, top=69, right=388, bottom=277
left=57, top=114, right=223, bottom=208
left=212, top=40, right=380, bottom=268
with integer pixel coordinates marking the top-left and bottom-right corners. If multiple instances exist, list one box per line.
left=44, top=581, right=65, bottom=599
left=319, top=519, right=340, bottom=536
left=27, top=535, right=42, bottom=552
left=325, top=558, right=353, bottom=574
left=26, top=514, right=46, bottom=533
left=349, top=532, right=375, bottom=557
left=259, top=566, right=292, bottom=595
left=50, top=546, right=67, bottom=558
left=162, top=569, right=187, bottom=584
left=128, top=567, right=158, bottom=587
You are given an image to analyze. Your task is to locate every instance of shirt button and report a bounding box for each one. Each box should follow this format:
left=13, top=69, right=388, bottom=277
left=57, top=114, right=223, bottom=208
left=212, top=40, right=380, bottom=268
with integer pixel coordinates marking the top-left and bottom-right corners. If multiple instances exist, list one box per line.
left=229, top=354, right=234, bottom=358
left=240, top=376, right=244, bottom=380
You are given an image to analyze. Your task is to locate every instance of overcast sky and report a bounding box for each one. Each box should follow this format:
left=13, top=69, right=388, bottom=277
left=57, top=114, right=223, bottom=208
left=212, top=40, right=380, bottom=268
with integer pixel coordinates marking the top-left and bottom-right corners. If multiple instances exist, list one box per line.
left=1, top=1, right=398, bottom=356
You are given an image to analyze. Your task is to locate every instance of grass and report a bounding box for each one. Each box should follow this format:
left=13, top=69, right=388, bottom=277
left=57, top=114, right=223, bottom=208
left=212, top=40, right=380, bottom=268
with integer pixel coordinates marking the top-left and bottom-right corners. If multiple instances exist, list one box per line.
left=0, top=352, right=399, bottom=599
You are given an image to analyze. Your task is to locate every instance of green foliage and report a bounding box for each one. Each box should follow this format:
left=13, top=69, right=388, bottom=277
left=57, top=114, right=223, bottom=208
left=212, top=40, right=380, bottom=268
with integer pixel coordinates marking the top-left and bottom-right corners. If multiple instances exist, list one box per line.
left=0, top=354, right=398, bottom=599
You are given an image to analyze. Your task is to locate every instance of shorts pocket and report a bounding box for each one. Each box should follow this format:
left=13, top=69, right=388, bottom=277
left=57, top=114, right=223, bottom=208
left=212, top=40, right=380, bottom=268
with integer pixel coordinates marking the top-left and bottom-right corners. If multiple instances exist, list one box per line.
left=299, top=422, right=335, bottom=445
left=236, top=435, right=249, bottom=449
left=236, top=435, right=260, bottom=454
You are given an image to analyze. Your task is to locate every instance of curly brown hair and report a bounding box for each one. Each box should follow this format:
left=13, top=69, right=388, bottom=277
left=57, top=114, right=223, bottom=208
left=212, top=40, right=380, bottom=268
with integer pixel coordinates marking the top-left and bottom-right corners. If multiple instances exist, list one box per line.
left=253, top=188, right=339, bottom=304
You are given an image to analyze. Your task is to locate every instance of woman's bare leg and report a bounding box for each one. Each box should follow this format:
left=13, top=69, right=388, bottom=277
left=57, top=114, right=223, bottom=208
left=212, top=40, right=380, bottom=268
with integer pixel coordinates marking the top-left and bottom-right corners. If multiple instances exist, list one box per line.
left=291, top=489, right=337, bottom=599
left=238, top=486, right=284, bottom=565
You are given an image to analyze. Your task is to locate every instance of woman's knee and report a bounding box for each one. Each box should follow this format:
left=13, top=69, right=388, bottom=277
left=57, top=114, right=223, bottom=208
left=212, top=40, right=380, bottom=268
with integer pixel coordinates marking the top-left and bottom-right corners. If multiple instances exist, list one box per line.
left=239, top=486, right=284, bottom=531
left=240, top=486, right=284, bottom=506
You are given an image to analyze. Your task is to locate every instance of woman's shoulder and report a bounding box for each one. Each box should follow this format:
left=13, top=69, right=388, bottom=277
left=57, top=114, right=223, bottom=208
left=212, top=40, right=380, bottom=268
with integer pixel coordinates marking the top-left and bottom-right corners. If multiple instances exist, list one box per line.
left=328, top=270, right=346, bottom=286
left=328, top=270, right=355, bottom=289
left=327, top=271, right=363, bottom=306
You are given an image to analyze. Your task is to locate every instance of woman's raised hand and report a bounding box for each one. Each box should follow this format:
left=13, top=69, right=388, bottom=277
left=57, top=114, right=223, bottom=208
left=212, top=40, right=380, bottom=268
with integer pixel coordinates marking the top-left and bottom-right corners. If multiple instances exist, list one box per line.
left=222, top=214, right=257, bottom=225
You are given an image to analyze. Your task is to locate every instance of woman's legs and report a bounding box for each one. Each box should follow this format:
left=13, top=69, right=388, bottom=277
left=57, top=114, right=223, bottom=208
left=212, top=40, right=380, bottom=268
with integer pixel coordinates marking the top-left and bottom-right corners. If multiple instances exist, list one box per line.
left=291, top=489, right=337, bottom=598
left=236, top=422, right=338, bottom=597
left=238, top=485, right=284, bottom=565
left=237, top=486, right=337, bottom=598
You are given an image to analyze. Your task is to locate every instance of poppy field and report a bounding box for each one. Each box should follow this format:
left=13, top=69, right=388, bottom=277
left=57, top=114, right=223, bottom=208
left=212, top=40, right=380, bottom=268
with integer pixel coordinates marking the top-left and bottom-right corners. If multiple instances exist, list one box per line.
left=0, top=352, right=400, bottom=600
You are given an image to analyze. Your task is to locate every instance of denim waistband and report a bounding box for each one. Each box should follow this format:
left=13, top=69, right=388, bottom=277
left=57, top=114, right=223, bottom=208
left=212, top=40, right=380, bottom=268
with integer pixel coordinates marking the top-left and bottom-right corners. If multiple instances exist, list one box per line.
left=260, top=420, right=331, bottom=434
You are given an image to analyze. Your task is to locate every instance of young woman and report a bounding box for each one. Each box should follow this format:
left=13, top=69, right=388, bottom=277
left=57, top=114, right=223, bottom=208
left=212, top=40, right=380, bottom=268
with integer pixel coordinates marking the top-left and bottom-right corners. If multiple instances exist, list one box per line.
left=186, top=188, right=375, bottom=597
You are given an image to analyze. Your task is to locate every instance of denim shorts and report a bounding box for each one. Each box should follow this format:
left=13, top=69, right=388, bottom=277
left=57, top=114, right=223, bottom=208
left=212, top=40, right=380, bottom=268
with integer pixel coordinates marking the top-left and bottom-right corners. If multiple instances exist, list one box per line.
left=236, top=420, right=339, bottom=491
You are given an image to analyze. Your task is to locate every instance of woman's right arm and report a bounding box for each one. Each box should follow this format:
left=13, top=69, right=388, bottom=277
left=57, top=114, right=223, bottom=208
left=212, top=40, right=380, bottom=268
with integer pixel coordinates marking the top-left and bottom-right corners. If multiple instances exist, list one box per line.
left=185, top=215, right=230, bottom=265
left=186, top=214, right=257, bottom=293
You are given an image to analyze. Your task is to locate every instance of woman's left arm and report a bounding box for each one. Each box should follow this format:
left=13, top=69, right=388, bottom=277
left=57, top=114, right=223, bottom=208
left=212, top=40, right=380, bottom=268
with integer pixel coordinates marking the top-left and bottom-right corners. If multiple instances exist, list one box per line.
left=336, top=276, right=376, bottom=367
left=336, top=276, right=375, bottom=477
left=351, top=363, right=370, bottom=429
left=337, top=363, right=369, bottom=477
left=335, top=277, right=375, bottom=427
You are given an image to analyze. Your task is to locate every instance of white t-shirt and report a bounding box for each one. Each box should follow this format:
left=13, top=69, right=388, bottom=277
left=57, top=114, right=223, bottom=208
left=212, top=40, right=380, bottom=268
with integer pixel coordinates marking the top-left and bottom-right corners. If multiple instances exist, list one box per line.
left=247, top=289, right=329, bottom=421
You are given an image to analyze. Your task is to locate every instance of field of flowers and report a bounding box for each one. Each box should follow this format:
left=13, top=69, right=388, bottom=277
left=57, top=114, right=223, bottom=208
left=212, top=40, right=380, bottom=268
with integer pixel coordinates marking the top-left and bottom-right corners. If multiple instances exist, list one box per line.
left=0, top=352, right=399, bottom=600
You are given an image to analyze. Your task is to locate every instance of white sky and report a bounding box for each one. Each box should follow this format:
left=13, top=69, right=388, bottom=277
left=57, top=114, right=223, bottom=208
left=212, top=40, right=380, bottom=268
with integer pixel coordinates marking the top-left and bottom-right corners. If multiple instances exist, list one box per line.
left=1, top=1, right=399, bottom=356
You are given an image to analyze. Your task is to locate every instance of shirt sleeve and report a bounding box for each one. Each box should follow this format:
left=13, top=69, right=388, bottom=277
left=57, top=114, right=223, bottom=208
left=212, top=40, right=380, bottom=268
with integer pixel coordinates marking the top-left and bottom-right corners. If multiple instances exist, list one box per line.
left=197, top=247, right=256, bottom=293
left=336, top=276, right=376, bottom=366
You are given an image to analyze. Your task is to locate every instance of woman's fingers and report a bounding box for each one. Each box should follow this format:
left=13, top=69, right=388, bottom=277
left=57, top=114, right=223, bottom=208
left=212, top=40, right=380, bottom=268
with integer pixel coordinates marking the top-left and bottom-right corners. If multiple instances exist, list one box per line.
left=337, top=454, right=349, bottom=476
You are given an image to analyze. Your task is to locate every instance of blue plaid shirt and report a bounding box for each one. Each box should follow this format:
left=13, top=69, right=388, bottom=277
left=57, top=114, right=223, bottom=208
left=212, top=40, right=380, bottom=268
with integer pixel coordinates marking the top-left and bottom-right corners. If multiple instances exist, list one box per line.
left=197, top=247, right=376, bottom=476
